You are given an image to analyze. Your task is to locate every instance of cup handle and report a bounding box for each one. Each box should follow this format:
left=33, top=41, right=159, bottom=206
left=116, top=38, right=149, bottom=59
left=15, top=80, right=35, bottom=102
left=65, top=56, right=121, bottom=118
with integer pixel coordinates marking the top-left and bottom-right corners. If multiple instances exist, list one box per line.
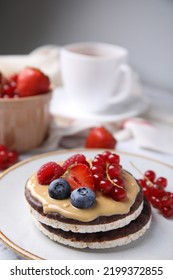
left=108, top=64, right=132, bottom=104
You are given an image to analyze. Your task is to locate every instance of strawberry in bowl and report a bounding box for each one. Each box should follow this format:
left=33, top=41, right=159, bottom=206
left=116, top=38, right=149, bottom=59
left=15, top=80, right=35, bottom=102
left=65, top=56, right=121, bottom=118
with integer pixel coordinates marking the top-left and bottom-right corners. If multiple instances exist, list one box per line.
left=17, top=67, right=50, bottom=97
left=0, top=67, right=52, bottom=152
left=0, top=67, right=51, bottom=98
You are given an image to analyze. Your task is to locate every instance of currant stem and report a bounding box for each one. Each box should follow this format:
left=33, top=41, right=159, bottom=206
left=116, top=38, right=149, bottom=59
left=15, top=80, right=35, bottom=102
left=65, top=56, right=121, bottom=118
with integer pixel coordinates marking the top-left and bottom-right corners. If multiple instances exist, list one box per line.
left=106, top=163, right=122, bottom=188
left=130, top=161, right=154, bottom=187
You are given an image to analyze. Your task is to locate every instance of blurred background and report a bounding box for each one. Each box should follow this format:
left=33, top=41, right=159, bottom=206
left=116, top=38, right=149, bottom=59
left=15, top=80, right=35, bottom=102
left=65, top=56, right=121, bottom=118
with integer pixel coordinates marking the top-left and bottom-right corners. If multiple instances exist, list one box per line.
left=0, top=0, right=173, bottom=91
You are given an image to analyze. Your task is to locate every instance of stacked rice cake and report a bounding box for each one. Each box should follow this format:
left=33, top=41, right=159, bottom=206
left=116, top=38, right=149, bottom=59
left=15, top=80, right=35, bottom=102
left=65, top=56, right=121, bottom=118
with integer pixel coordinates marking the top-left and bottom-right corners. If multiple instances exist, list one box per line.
left=25, top=169, right=151, bottom=249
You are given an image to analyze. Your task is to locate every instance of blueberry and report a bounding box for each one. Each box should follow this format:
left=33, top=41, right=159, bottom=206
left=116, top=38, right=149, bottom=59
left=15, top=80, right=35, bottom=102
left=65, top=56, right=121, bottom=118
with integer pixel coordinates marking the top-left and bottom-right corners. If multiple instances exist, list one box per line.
left=48, top=178, right=71, bottom=199
left=70, top=187, right=96, bottom=209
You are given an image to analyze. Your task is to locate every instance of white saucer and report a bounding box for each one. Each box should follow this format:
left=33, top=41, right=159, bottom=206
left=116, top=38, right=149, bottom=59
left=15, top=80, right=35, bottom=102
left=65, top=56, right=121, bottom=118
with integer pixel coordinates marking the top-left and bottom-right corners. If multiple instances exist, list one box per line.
left=50, top=87, right=150, bottom=122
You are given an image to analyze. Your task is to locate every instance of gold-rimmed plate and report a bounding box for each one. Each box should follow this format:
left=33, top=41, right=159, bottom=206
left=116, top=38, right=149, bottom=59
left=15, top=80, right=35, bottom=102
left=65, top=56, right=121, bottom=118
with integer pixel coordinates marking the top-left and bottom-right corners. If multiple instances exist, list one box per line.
left=0, top=149, right=173, bottom=260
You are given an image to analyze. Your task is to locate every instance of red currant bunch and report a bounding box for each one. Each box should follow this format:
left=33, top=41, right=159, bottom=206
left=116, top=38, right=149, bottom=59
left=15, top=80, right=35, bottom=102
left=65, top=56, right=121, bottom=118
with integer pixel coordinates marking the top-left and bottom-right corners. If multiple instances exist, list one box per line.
left=0, top=144, right=19, bottom=170
left=138, top=170, right=173, bottom=218
left=0, top=72, right=19, bottom=98
left=91, top=151, right=126, bottom=201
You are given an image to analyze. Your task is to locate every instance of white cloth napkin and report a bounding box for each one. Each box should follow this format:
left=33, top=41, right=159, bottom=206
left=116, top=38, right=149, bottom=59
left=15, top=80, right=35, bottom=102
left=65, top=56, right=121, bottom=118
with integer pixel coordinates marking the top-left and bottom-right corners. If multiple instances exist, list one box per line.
left=37, top=85, right=173, bottom=156
left=115, top=117, right=173, bottom=155
left=1, top=45, right=173, bottom=156
left=35, top=80, right=173, bottom=156
left=42, top=117, right=173, bottom=156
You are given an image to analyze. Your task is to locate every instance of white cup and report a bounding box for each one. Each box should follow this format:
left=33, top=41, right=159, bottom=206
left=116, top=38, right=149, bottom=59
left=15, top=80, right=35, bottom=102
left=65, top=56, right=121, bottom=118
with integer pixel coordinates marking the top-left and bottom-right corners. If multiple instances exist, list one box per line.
left=60, top=42, right=132, bottom=113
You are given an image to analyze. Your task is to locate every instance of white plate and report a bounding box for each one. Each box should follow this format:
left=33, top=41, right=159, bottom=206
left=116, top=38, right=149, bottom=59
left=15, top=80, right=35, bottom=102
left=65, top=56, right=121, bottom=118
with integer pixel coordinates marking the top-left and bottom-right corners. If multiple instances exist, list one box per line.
left=50, top=88, right=149, bottom=122
left=0, top=149, right=172, bottom=260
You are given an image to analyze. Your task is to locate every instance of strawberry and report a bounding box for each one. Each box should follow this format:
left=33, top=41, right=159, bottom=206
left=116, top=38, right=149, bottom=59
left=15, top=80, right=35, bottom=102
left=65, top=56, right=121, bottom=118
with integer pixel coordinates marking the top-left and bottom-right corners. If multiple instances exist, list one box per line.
left=62, top=154, right=89, bottom=171
left=85, top=126, right=117, bottom=149
left=63, top=163, right=95, bottom=191
left=17, top=67, right=50, bottom=97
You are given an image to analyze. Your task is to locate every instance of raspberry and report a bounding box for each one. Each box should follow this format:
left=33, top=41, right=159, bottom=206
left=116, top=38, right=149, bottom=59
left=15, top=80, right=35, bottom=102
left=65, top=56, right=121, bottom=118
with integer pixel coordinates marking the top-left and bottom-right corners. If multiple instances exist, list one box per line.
left=37, top=162, right=64, bottom=185
left=62, top=154, right=88, bottom=171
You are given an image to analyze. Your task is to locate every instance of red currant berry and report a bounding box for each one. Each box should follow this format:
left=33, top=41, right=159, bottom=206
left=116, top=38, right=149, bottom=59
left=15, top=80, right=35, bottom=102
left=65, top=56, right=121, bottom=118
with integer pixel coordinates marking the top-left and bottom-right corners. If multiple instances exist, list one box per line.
left=0, top=162, right=7, bottom=170
left=98, top=179, right=113, bottom=193
left=112, top=177, right=125, bottom=188
left=92, top=157, right=105, bottom=168
left=0, top=144, right=8, bottom=152
left=95, top=153, right=104, bottom=160
left=8, top=150, right=19, bottom=165
left=14, top=94, right=19, bottom=98
left=166, top=192, right=173, bottom=205
left=10, top=81, right=17, bottom=89
left=150, top=196, right=162, bottom=209
left=161, top=206, right=173, bottom=218
left=111, top=186, right=127, bottom=201
left=91, top=165, right=105, bottom=175
left=138, top=179, right=147, bottom=188
left=0, top=149, right=8, bottom=162
left=101, top=151, right=112, bottom=162
left=160, top=194, right=172, bottom=208
left=3, top=84, right=14, bottom=97
left=107, top=163, right=121, bottom=179
left=150, top=184, right=165, bottom=198
left=107, top=153, right=120, bottom=165
left=93, top=173, right=105, bottom=187
left=144, top=170, right=156, bottom=182
left=155, top=177, right=167, bottom=188
left=0, top=150, right=9, bottom=170
left=142, top=185, right=151, bottom=198
left=9, top=74, right=18, bottom=83
left=0, top=144, right=19, bottom=170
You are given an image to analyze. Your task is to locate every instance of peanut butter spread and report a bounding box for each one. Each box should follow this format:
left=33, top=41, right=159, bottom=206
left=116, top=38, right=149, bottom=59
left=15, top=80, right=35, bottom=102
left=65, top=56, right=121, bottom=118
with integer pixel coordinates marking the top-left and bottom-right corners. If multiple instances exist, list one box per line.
left=26, top=169, right=139, bottom=222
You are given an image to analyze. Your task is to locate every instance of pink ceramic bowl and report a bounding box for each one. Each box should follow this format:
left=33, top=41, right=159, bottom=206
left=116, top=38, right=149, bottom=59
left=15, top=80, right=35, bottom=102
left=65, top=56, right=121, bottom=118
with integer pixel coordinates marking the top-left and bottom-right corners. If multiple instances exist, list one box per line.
left=0, top=92, right=52, bottom=152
